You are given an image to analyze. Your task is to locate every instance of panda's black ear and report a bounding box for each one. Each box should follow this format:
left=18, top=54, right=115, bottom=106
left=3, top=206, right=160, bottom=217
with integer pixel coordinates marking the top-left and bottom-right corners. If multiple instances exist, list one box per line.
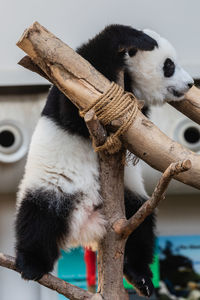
left=132, top=31, right=158, bottom=51
left=117, top=29, right=157, bottom=56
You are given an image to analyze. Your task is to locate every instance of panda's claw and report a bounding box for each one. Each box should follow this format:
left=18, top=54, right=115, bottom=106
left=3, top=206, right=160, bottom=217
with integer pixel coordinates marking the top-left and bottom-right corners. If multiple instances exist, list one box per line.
left=124, top=271, right=154, bottom=298
left=142, top=278, right=145, bottom=284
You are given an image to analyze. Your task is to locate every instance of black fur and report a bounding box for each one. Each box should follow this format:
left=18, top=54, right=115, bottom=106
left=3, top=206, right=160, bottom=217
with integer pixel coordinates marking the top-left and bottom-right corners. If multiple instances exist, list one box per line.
left=124, top=189, right=155, bottom=297
left=15, top=189, right=77, bottom=280
left=163, top=58, right=175, bottom=78
left=77, top=24, right=158, bottom=82
left=42, top=86, right=89, bottom=138
left=17, top=24, right=156, bottom=296
left=124, top=71, right=149, bottom=116
left=42, top=24, right=157, bottom=133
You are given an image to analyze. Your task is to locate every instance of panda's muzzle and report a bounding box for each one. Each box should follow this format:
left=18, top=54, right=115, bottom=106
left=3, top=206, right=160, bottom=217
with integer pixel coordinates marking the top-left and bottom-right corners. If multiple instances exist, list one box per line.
left=168, top=81, right=194, bottom=98
left=167, top=87, right=184, bottom=98
left=172, top=89, right=184, bottom=98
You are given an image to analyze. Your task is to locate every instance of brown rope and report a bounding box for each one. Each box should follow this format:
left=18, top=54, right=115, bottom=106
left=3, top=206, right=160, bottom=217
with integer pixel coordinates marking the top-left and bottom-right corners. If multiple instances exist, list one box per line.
left=80, top=82, right=139, bottom=154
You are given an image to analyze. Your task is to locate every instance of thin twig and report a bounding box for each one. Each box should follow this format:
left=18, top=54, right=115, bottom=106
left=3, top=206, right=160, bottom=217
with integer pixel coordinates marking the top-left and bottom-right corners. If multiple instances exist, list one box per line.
left=0, top=253, right=94, bottom=300
left=113, top=159, right=192, bottom=238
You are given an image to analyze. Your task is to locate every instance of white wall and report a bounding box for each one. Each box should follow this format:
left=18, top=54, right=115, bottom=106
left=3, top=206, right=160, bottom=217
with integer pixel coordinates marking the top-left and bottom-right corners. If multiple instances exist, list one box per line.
left=0, top=93, right=46, bottom=193
left=1, top=0, right=200, bottom=85
left=157, top=194, right=200, bottom=236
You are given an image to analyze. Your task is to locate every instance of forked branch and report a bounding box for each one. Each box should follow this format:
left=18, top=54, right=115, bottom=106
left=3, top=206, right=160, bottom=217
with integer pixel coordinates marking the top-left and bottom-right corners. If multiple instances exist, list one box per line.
left=113, top=159, right=191, bottom=238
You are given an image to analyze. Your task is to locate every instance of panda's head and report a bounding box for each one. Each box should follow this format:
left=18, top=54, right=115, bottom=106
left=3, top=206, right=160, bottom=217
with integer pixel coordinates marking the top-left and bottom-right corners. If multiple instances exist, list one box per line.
left=126, top=29, right=194, bottom=105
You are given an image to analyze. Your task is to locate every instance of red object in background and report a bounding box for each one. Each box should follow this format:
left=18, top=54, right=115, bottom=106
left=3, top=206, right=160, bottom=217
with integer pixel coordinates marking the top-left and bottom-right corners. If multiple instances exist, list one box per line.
left=84, top=247, right=96, bottom=287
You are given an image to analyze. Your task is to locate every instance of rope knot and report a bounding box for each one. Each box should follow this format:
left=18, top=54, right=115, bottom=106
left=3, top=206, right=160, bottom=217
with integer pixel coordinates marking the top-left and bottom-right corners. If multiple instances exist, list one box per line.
left=80, top=82, right=139, bottom=154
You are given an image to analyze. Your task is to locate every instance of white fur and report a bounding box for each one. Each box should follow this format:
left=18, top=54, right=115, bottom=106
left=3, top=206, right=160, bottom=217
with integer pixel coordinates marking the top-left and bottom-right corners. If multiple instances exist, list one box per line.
left=126, top=29, right=194, bottom=105
left=124, top=158, right=148, bottom=198
left=17, top=117, right=148, bottom=249
left=17, top=116, right=106, bottom=248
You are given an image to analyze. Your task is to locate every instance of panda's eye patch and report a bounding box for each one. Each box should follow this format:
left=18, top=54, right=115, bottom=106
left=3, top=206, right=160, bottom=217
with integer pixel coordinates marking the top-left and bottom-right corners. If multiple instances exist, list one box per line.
left=128, top=48, right=137, bottom=57
left=163, top=58, right=175, bottom=77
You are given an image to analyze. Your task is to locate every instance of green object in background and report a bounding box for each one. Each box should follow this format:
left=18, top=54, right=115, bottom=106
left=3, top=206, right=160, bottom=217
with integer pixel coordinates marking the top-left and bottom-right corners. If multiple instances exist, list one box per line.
left=123, top=240, right=160, bottom=289
left=123, top=253, right=160, bottom=289
left=151, top=252, right=160, bottom=288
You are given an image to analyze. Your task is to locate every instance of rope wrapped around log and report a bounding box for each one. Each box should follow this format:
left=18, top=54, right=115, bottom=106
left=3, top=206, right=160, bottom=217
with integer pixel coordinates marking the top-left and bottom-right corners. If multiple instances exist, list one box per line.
left=80, top=82, right=139, bottom=154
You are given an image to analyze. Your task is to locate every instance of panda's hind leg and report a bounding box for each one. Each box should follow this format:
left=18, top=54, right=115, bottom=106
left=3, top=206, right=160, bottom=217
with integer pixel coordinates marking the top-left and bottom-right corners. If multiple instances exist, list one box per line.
left=124, top=189, right=155, bottom=297
left=15, top=188, right=75, bottom=280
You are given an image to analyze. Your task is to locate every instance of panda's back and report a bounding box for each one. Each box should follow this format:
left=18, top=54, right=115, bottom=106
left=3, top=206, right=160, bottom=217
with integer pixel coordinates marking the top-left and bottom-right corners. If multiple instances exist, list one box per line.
left=42, top=86, right=90, bottom=138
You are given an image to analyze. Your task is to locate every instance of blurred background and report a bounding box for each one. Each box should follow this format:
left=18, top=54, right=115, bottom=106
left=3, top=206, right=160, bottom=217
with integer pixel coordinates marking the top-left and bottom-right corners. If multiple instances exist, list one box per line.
left=0, top=1, right=200, bottom=299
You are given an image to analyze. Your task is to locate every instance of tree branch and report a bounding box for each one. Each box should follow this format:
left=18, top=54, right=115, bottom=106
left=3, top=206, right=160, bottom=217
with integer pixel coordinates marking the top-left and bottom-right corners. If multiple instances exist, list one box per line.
left=113, top=159, right=191, bottom=238
left=170, top=85, right=200, bottom=125
left=84, top=109, right=107, bottom=147
left=83, top=73, right=129, bottom=300
left=0, top=253, right=94, bottom=300
left=19, top=55, right=200, bottom=127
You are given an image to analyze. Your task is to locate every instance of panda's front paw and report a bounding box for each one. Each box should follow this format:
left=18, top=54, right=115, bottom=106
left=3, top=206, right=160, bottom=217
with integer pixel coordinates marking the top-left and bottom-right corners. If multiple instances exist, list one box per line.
left=124, top=271, right=154, bottom=298
left=16, top=251, right=50, bottom=281
left=133, top=275, right=154, bottom=298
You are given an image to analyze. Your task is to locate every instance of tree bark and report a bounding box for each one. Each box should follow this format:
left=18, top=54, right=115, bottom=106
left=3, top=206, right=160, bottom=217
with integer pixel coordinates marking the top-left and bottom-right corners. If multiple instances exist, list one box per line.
left=97, top=151, right=128, bottom=300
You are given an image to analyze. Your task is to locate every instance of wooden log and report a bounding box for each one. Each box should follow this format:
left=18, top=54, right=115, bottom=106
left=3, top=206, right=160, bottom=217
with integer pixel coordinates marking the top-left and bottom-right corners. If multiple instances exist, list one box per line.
left=17, top=22, right=200, bottom=190
left=18, top=55, right=200, bottom=126
left=170, top=85, right=200, bottom=125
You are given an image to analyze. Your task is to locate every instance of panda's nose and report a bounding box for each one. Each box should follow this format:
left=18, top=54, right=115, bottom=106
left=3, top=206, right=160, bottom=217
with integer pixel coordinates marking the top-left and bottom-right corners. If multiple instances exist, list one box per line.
left=188, top=82, right=194, bottom=89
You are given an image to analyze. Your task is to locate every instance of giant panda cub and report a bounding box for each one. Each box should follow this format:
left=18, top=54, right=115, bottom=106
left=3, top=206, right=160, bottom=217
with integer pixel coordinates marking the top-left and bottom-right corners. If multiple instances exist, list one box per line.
left=15, top=25, right=193, bottom=297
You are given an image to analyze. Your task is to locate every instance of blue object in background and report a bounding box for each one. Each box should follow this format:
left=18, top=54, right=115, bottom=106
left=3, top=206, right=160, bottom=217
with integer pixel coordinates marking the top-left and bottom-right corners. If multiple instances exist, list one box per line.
left=58, top=240, right=160, bottom=299
left=58, top=248, right=87, bottom=300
